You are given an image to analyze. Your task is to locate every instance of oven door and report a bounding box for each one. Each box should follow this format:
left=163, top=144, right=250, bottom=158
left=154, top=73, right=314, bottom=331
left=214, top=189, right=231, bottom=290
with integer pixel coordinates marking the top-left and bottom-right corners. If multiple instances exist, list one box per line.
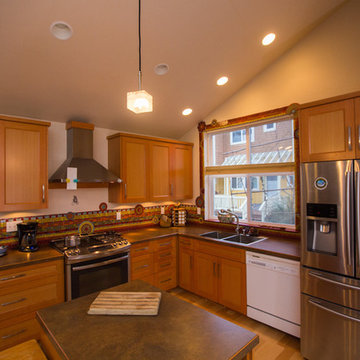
left=66, top=252, right=129, bottom=301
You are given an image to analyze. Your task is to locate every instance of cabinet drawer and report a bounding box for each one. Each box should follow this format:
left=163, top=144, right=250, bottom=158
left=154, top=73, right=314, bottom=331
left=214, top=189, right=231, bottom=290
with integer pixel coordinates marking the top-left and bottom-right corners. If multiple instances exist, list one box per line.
left=131, top=254, right=154, bottom=280
left=0, top=315, right=40, bottom=351
left=154, top=247, right=176, bottom=262
left=155, top=257, right=176, bottom=273
left=196, top=240, right=245, bottom=263
left=0, top=282, right=59, bottom=321
left=178, top=237, right=193, bottom=249
left=130, top=241, right=154, bottom=258
left=0, top=261, right=61, bottom=293
left=154, top=237, right=176, bottom=251
left=155, top=268, right=177, bottom=291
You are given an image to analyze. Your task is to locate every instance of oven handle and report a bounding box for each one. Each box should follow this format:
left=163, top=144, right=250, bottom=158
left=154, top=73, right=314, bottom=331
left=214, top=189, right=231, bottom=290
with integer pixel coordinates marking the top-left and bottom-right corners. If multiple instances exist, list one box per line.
left=72, top=256, right=128, bottom=271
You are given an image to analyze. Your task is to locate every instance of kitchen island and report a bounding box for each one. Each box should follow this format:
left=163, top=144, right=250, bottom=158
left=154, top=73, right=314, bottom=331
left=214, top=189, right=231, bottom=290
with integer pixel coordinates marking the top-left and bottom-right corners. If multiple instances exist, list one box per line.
left=36, top=280, right=259, bottom=360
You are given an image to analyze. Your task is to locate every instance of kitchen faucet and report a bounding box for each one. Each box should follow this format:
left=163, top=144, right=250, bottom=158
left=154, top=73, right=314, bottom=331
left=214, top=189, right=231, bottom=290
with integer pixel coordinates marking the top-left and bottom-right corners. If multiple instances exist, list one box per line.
left=219, top=209, right=240, bottom=234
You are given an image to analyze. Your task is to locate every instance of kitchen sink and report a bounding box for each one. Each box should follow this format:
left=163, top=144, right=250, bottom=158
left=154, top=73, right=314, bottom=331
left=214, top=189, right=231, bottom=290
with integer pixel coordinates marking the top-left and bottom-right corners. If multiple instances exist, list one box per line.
left=200, top=231, right=235, bottom=239
left=200, top=231, right=266, bottom=245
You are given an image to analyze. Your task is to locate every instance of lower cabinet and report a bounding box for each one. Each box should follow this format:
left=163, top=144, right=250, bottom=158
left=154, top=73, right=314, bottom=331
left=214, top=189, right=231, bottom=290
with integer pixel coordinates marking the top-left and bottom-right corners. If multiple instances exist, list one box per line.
left=131, top=236, right=177, bottom=291
left=178, top=237, right=194, bottom=292
left=0, top=259, right=64, bottom=350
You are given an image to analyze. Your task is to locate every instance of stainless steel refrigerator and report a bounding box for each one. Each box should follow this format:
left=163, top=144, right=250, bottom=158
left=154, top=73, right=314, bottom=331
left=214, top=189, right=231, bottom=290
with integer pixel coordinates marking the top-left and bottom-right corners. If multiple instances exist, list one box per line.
left=301, top=160, right=360, bottom=360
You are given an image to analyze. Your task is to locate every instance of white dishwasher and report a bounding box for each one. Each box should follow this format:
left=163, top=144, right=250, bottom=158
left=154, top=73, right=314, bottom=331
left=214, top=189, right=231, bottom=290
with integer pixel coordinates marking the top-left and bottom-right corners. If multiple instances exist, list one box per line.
left=246, top=251, right=300, bottom=337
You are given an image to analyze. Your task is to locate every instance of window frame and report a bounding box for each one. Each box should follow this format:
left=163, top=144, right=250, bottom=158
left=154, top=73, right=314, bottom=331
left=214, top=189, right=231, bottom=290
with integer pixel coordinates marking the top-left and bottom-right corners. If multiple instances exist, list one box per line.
left=203, top=114, right=297, bottom=231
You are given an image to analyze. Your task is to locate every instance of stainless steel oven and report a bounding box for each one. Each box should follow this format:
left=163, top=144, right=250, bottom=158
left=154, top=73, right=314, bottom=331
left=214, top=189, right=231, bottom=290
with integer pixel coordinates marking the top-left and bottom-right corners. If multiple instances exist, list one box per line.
left=51, top=232, right=130, bottom=301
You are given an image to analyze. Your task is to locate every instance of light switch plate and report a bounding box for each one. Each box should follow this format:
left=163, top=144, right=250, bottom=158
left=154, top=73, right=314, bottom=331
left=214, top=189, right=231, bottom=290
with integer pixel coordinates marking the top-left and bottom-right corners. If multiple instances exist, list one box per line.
left=6, top=220, right=22, bottom=233
left=161, top=206, right=165, bottom=215
left=116, top=211, right=121, bottom=220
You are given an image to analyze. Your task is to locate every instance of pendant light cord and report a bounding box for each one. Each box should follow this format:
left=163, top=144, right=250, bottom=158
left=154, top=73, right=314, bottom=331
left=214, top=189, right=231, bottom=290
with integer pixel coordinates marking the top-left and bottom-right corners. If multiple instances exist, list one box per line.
left=138, top=0, right=142, bottom=90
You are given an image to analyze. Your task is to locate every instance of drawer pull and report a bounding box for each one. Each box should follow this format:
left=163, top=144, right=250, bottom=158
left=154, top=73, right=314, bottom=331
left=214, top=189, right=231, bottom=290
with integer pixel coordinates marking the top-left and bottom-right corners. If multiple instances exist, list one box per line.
left=160, top=278, right=171, bottom=284
left=135, top=247, right=148, bottom=252
left=180, top=241, right=190, bottom=246
left=1, top=297, right=26, bottom=307
left=0, top=274, right=26, bottom=282
left=160, top=262, right=171, bottom=268
left=159, top=252, right=171, bottom=258
left=1, top=329, right=26, bottom=340
left=159, top=242, right=171, bottom=247
left=135, top=264, right=149, bottom=270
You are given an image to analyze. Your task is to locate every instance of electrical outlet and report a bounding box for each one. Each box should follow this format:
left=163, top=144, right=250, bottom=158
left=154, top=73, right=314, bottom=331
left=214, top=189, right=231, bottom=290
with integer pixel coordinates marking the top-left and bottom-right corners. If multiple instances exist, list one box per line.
left=197, top=207, right=201, bottom=215
left=6, top=220, right=22, bottom=233
left=161, top=206, right=165, bottom=215
left=116, top=211, right=121, bottom=220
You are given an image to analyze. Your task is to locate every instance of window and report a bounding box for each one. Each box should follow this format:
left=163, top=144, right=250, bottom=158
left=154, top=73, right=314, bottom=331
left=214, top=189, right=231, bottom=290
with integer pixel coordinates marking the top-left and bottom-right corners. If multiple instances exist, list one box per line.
left=263, top=123, right=276, bottom=132
left=205, top=116, right=295, bottom=228
left=230, top=128, right=255, bottom=145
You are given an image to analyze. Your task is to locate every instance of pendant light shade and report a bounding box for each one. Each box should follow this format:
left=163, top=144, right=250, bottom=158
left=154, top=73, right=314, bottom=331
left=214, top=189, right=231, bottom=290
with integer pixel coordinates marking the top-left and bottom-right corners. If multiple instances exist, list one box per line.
left=127, top=0, right=153, bottom=114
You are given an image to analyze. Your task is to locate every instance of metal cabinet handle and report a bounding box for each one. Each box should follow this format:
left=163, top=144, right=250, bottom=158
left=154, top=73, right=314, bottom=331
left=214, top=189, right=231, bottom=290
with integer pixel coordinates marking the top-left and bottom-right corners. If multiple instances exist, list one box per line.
left=124, top=183, right=127, bottom=199
left=1, top=329, right=26, bottom=340
left=309, top=299, right=360, bottom=323
left=160, top=262, right=171, bottom=268
left=134, top=247, right=148, bottom=252
left=181, top=241, right=191, bottom=246
left=160, top=278, right=171, bottom=284
left=0, top=273, right=26, bottom=282
left=1, top=297, right=26, bottom=307
left=217, top=263, right=220, bottom=278
left=42, top=184, right=45, bottom=203
left=190, top=255, right=193, bottom=269
left=159, top=242, right=171, bottom=247
left=135, top=264, right=149, bottom=270
left=159, top=252, right=171, bottom=258
left=213, top=262, right=216, bottom=276
left=348, top=126, right=352, bottom=151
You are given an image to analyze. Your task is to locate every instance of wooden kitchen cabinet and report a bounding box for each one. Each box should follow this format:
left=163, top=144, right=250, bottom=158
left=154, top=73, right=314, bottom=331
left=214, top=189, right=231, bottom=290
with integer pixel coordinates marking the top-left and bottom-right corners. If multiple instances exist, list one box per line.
left=178, top=236, right=195, bottom=292
left=299, top=98, right=356, bottom=162
left=0, top=259, right=64, bottom=350
left=108, top=133, right=193, bottom=203
left=0, top=116, right=50, bottom=211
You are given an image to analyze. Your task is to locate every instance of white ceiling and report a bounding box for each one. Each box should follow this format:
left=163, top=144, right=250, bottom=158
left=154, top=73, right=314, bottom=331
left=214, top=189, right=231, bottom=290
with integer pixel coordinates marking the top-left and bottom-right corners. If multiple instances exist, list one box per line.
left=0, top=0, right=346, bottom=139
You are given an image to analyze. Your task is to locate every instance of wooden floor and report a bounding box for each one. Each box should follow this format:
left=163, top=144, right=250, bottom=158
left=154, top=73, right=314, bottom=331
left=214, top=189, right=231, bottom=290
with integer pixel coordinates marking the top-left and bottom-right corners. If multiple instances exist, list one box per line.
left=169, top=288, right=303, bottom=360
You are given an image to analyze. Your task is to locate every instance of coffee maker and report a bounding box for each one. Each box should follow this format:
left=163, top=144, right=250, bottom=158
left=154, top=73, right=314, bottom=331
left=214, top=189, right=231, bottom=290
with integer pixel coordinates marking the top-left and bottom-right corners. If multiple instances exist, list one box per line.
left=17, top=222, right=38, bottom=252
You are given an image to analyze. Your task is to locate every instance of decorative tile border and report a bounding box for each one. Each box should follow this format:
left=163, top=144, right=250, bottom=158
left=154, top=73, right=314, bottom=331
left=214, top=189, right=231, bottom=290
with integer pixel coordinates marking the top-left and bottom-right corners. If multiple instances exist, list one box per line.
left=0, top=204, right=200, bottom=248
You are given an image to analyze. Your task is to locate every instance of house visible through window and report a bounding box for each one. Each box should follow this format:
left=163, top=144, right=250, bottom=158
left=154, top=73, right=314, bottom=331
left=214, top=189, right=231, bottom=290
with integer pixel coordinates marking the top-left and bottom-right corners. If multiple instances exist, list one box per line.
left=205, top=115, right=295, bottom=228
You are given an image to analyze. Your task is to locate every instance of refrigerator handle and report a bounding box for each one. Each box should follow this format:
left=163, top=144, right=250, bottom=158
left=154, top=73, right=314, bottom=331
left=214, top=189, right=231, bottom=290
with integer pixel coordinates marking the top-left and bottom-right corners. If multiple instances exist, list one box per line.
left=345, top=167, right=353, bottom=267
left=355, top=162, right=360, bottom=275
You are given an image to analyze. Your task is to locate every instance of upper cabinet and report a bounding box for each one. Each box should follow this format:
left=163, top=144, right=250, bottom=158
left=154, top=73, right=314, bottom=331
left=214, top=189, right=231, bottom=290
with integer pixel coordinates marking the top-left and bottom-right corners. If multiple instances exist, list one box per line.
left=0, top=116, right=50, bottom=211
left=108, top=133, right=193, bottom=203
left=299, top=96, right=360, bottom=162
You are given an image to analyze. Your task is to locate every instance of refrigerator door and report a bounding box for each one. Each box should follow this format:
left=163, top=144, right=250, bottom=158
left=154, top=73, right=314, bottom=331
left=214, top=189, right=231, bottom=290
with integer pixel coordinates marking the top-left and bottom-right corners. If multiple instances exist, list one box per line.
left=355, top=160, right=360, bottom=278
left=301, top=160, right=354, bottom=277
left=301, top=294, right=360, bottom=360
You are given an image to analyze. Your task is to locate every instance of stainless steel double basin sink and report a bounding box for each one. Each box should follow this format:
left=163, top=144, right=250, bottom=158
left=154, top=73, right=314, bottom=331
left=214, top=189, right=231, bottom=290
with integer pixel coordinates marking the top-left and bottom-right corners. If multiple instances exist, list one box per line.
left=200, top=231, right=266, bottom=245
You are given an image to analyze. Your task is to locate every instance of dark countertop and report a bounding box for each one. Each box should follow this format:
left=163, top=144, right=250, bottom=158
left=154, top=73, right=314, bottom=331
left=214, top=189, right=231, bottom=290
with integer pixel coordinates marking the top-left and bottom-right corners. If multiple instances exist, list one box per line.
left=0, top=246, right=63, bottom=271
left=123, top=225, right=300, bottom=260
left=37, top=280, right=259, bottom=360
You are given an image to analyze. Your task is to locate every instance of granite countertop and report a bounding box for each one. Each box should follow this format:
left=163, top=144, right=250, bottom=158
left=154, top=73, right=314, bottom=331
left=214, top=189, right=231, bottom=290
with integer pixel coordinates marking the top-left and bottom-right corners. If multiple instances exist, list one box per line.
left=36, top=280, right=259, bottom=360
left=123, top=225, right=300, bottom=260
left=0, top=246, right=63, bottom=271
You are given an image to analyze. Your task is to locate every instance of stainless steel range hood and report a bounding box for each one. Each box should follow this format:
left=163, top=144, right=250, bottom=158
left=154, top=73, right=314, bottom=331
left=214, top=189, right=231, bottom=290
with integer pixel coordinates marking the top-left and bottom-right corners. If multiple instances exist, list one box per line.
left=49, top=121, right=121, bottom=184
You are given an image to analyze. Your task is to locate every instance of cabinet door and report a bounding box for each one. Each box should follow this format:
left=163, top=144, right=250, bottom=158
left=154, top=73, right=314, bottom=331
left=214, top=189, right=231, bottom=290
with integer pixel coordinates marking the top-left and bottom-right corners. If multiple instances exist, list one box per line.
left=178, top=247, right=194, bottom=292
left=355, top=98, right=360, bottom=159
left=218, top=258, right=246, bottom=314
left=171, top=144, right=193, bottom=200
left=0, top=121, right=48, bottom=211
left=193, top=252, right=218, bottom=302
left=121, top=137, right=149, bottom=203
left=299, top=99, right=355, bottom=162
left=149, top=141, right=171, bottom=201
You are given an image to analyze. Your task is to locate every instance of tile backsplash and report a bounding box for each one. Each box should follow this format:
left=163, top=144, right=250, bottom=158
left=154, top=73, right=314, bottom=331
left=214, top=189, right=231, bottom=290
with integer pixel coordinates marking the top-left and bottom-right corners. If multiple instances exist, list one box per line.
left=0, top=204, right=199, bottom=247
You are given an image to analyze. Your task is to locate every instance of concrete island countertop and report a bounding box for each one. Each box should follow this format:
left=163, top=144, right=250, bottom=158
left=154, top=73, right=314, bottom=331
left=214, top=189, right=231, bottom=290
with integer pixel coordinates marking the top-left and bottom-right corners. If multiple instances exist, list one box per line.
left=122, top=225, right=300, bottom=261
left=36, top=280, right=259, bottom=360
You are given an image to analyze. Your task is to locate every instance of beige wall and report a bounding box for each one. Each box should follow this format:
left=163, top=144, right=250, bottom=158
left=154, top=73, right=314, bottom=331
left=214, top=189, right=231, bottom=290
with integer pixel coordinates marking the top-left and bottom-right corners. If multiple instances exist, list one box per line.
left=184, top=0, right=360, bottom=199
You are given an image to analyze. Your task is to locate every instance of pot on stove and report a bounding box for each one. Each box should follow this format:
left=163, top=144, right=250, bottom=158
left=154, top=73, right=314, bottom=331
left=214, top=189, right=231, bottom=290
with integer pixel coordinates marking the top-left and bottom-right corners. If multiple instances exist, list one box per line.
left=65, top=235, right=80, bottom=247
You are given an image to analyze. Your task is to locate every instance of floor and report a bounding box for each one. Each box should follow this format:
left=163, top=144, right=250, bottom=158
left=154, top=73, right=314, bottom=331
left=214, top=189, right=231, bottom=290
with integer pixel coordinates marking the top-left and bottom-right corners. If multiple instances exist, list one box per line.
left=169, top=288, right=303, bottom=360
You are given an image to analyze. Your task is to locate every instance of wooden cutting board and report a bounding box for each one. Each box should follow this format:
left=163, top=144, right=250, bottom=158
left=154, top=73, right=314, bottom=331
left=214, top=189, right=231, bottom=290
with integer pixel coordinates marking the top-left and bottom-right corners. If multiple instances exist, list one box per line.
left=88, top=292, right=161, bottom=316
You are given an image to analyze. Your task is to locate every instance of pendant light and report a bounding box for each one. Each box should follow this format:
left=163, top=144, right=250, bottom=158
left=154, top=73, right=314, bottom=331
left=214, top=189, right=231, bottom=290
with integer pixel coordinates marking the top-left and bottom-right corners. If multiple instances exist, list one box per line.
left=127, top=0, right=153, bottom=114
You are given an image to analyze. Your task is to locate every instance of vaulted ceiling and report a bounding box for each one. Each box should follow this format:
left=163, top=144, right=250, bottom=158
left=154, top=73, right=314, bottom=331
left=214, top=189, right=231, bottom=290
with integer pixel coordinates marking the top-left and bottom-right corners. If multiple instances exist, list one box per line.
left=0, top=0, right=346, bottom=138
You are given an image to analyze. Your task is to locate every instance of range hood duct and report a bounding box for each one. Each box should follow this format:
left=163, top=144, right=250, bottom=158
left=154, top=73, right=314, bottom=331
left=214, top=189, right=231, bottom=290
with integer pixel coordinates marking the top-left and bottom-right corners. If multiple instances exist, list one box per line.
left=49, top=121, right=121, bottom=184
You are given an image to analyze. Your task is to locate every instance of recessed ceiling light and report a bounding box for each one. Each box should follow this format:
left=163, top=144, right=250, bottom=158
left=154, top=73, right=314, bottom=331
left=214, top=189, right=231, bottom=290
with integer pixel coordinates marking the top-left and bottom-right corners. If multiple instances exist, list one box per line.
left=50, top=21, right=73, bottom=40
left=154, top=63, right=169, bottom=75
left=217, top=76, right=228, bottom=86
left=262, top=33, right=276, bottom=46
left=182, top=108, right=192, bottom=116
